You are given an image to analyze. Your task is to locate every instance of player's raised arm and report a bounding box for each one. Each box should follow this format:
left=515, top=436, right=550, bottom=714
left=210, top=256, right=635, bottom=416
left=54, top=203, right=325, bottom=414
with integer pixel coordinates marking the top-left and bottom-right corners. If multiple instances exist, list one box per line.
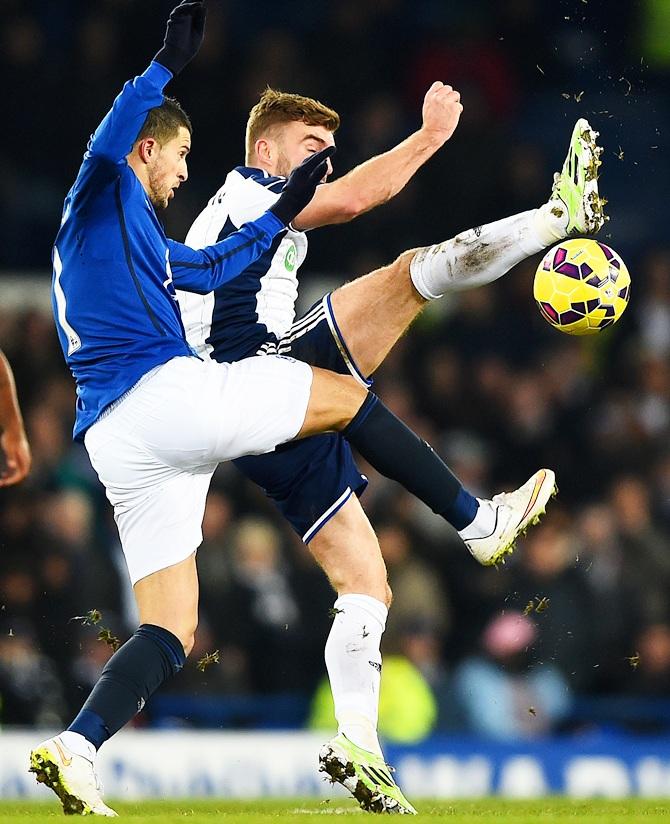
left=169, top=147, right=334, bottom=292
left=294, top=82, right=463, bottom=231
left=73, top=1, right=205, bottom=194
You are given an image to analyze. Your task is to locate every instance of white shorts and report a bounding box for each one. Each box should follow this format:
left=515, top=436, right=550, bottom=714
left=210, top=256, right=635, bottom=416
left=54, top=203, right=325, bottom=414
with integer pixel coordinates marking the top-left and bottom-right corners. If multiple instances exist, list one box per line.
left=84, top=355, right=312, bottom=584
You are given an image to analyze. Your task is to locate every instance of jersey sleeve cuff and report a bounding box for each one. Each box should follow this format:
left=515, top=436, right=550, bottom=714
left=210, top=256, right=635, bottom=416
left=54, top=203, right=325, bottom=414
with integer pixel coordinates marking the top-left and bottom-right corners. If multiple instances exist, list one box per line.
left=145, top=61, right=174, bottom=89
left=258, top=210, right=287, bottom=235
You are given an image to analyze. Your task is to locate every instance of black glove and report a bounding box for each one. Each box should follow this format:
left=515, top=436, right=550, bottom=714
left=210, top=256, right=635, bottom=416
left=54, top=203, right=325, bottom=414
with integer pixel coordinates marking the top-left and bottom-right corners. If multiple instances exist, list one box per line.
left=154, top=1, right=206, bottom=76
left=269, top=146, right=336, bottom=226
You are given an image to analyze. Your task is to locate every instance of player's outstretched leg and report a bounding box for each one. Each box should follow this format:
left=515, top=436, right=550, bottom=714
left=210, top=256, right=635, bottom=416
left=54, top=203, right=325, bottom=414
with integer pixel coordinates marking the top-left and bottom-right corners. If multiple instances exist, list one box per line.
left=409, top=118, right=606, bottom=300
left=29, top=735, right=117, bottom=817
left=335, top=389, right=557, bottom=568
left=460, top=468, right=557, bottom=566
left=319, top=733, right=417, bottom=815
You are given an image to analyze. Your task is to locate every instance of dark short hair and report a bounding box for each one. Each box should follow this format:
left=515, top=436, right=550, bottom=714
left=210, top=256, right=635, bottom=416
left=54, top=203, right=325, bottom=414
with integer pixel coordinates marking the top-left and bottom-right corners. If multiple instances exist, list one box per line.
left=136, top=97, right=192, bottom=146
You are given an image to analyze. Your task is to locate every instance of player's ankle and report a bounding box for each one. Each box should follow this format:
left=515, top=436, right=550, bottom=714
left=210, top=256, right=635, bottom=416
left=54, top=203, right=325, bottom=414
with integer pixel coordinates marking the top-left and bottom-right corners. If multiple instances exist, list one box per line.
left=536, top=200, right=569, bottom=245
left=338, top=712, right=383, bottom=756
left=409, top=246, right=445, bottom=300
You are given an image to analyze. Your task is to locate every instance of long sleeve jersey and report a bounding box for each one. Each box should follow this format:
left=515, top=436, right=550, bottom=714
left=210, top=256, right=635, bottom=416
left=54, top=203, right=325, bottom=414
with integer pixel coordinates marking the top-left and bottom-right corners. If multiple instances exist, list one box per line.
left=52, top=61, right=285, bottom=439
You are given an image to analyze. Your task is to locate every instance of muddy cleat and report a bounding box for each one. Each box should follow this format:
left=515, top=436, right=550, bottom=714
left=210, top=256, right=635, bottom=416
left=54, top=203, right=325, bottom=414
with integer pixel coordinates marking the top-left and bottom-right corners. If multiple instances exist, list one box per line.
left=550, top=118, right=606, bottom=235
left=29, top=736, right=117, bottom=816
left=464, top=468, right=557, bottom=567
left=319, top=733, right=416, bottom=815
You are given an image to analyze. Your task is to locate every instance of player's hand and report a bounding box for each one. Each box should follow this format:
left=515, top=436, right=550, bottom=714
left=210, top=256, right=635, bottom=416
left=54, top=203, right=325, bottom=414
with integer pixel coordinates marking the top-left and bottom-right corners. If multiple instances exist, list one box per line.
left=0, top=427, right=31, bottom=487
left=154, top=0, right=206, bottom=77
left=270, top=146, right=336, bottom=226
left=421, top=81, right=463, bottom=144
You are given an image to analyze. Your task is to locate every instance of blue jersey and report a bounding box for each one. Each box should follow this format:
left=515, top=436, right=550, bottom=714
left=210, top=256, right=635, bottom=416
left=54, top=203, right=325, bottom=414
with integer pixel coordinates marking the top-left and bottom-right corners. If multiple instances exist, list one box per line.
left=52, top=62, right=285, bottom=439
left=178, top=167, right=308, bottom=362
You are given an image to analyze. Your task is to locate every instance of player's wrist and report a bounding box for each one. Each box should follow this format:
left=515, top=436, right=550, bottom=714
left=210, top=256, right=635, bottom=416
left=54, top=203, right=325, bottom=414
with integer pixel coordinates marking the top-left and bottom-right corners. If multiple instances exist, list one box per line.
left=269, top=194, right=300, bottom=227
left=416, top=125, right=449, bottom=149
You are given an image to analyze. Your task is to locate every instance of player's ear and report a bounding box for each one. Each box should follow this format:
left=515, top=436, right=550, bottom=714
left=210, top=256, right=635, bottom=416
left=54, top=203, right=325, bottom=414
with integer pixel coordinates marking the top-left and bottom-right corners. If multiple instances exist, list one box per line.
left=254, top=138, right=273, bottom=167
left=137, top=137, right=159, bottom=164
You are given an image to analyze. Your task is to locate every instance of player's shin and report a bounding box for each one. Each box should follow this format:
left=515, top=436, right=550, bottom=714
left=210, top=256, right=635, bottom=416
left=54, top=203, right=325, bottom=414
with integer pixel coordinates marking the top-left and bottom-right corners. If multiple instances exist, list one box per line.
left=343, top=393, right=480, bottom=531
left=67, top=624, right=186, bottom=750
left=325, top=594, right=387, bottom=756
left=409, top=208, right=559, bottom=299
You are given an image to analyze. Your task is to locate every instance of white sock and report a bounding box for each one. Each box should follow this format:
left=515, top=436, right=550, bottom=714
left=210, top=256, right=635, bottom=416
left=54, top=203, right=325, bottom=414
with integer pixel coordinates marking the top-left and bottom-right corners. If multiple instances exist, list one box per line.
left=59, top=730, right=97, bottom=763
left=458, top=498, right=497, bottom=541
left=325, top=593, right=388, bottom=757
left=410, top=204, right=570, bottom=300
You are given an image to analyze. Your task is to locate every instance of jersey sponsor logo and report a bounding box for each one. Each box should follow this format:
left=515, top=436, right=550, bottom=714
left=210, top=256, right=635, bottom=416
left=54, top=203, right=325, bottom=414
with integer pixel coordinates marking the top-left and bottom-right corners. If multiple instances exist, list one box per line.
left=284, top=242, right=297, bottom=272
left=368, top=660, right=382, bottom=673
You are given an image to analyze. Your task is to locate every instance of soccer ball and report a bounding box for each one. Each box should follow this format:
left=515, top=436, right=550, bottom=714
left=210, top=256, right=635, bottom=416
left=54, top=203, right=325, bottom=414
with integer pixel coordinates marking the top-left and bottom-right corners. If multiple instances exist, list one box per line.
left=534, top=239, right=631, bottom=335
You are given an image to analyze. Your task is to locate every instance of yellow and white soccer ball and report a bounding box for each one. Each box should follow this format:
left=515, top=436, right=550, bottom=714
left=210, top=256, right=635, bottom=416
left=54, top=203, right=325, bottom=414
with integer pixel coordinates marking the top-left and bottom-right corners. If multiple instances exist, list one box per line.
left=533, top=238, right=631, bottom=335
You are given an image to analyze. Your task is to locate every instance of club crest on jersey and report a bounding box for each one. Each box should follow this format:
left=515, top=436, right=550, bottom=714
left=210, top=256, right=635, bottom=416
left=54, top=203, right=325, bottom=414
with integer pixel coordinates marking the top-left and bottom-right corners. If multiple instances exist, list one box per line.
left=284, top=242, right=297, bottom=272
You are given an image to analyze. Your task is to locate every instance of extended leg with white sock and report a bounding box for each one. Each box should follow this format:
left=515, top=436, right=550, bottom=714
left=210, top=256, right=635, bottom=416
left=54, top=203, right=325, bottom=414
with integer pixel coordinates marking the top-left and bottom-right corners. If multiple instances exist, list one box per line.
left=410, top=203, right=568, bottom=300
left=325, top=593, right=388, bottom=757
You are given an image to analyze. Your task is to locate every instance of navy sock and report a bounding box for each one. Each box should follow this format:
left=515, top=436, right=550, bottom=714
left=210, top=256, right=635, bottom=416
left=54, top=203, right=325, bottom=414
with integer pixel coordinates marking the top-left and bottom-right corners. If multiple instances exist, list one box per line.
left=343, top=394, right=479, bottom=530
left=68, top=624, right=185, bottom=749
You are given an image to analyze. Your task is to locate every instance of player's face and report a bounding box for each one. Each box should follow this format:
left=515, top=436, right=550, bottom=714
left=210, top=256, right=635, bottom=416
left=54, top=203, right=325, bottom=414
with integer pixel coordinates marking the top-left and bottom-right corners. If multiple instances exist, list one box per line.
left=147, top=127, right=192, bottom=209
left=274, top=122, right=335, bottom=180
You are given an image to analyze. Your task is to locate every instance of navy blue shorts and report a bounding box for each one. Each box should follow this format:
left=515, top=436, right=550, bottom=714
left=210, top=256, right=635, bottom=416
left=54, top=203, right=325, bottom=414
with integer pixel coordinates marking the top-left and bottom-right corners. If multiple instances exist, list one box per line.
left=233, top=294, right=369, bottom=542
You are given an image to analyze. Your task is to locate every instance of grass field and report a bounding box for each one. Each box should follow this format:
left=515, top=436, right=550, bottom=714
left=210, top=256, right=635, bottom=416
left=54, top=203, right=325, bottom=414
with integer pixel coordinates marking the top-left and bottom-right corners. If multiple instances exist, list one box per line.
left=2, top=799, right=670, bottom=823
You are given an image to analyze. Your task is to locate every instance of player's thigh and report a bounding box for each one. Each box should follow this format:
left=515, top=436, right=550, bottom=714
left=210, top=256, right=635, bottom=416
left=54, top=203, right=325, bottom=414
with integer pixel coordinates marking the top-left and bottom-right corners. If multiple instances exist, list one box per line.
left=133, top=552, right=199, bottom=654
left=85, top=412, right=214, bottom=587
left=120, top=355, right=315, bottom=464
left=308, top=494, right=391, bottom=605
left=329, top=249, right=424, bottom=377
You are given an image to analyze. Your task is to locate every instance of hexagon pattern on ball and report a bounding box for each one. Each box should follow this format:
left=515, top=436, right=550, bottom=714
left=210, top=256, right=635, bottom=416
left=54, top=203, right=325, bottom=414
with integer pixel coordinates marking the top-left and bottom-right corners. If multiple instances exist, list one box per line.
left=533, top=238, right=631, bottom=335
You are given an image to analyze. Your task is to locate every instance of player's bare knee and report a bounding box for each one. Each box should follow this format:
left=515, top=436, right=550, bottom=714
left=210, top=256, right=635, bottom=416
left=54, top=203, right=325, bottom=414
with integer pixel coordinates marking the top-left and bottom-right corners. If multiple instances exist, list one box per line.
left=181, top=632, right=196, bottom=657
left=332, top=375, right=368, bottom=430
left=166, top=618, right=198, bottom=657
left=175, top=621, right=198, bottom=656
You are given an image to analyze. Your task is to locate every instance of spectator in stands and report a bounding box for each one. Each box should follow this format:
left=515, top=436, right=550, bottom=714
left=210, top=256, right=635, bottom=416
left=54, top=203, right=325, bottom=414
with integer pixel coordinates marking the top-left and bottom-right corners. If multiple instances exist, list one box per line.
left=452, top=610, right=572, bottom=740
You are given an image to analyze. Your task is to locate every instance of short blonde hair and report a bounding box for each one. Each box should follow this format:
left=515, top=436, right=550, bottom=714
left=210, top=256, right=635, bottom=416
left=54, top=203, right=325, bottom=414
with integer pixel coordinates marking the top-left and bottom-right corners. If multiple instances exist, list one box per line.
left=245, top=88, right=340, bottom=162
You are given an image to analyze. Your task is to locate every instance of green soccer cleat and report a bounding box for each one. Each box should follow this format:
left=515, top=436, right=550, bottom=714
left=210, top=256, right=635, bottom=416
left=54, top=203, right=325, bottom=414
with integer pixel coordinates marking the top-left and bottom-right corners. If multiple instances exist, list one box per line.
left=319, top=733, right=417, bottom=815
left=550, top=118, right=606, bottom=235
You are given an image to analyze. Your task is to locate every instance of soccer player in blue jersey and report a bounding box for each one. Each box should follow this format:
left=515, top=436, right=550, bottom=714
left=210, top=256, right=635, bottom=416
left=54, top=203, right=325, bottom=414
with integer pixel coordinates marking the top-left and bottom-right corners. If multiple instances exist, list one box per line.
left=179, top=87, right=604, bottom=811
left=0, top=348, right=30, bottom=486
left=29, top=2, right=558, bottom=815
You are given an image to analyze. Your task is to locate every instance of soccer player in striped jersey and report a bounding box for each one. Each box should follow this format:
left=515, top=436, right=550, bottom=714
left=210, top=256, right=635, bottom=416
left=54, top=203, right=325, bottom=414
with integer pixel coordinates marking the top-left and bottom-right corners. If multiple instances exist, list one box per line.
left=178, top=89, right=603, bottom=811
left=0, top=348, right=30, bottom=486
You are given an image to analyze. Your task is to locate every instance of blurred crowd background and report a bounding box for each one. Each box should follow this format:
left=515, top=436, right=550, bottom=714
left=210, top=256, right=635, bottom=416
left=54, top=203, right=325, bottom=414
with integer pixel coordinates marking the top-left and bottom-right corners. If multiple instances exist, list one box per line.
left=2, top=0, right=670, bottom=742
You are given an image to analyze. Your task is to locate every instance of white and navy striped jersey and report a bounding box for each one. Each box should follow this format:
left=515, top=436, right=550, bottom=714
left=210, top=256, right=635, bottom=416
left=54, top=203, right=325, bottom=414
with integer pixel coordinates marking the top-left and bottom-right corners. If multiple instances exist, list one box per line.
left=179, top=167, right=308, bottom=362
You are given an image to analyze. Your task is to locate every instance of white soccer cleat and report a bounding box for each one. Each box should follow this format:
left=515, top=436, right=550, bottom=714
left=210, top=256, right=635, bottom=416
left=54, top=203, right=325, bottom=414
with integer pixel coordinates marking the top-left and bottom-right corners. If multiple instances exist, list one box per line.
left=29, top=735, right=117, bottom=817
left=463, top=468, right=557, bottom=567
